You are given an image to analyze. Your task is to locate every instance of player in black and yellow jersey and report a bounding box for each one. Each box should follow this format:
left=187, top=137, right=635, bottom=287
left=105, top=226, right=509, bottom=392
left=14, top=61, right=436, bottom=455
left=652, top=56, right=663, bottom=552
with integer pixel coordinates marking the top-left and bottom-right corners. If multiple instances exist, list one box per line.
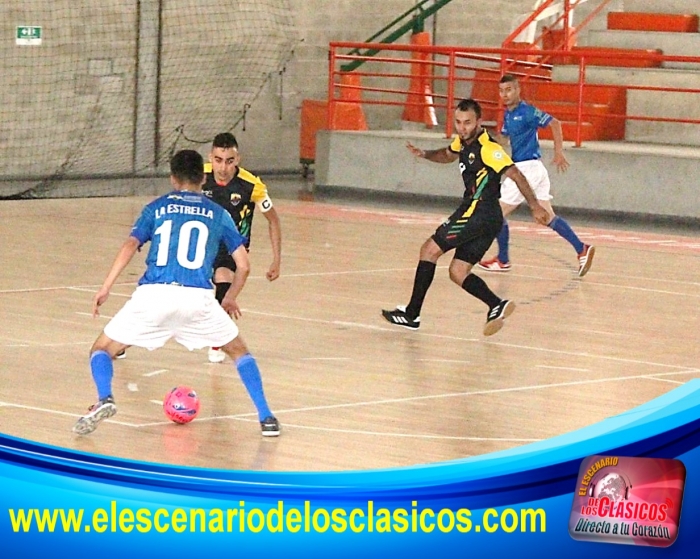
left=382, top=99, right=548, bottom=336
left=203, top=133, right=282, bottom=362
left=113, top=133, right=283, bottom=363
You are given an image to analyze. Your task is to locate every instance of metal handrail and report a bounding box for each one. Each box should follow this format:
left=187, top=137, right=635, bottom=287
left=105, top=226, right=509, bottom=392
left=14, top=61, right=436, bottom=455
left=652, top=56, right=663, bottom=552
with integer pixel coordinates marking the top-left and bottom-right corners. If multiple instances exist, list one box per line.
left=341, top=0, right=455, bottom=72
left=328, top=41, right=700, bottom=146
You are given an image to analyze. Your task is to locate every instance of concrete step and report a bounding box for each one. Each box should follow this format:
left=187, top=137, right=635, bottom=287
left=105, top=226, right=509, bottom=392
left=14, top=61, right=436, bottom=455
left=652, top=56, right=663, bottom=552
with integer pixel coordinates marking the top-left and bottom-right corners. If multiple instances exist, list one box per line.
left=584, top=30, right=700, bottom=69
left=553, top=65, right=700, bottom=89
left=553, top=66, right=700, bottom=145
left=315, top=129, right=700, bottom=219
left=555, top=46, right=663, bottom=67
left=622, top=0, right=700, bottom=15
left=607, top=12, right=698, bottom=32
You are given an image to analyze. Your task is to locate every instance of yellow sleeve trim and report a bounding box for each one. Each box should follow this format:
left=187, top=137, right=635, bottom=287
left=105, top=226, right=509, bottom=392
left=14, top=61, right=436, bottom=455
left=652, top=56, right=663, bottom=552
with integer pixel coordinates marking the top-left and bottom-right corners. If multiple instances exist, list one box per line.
left=449, top=136, right=461, bottom=153
left=479, top=132, right=513, bottom=172
left=238, top=167, right=269, bottom=203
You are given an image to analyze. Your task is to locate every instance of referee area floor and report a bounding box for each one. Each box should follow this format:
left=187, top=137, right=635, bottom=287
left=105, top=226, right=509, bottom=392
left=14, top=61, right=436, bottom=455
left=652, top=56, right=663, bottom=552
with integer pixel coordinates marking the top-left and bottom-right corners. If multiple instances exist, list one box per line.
left=0, top=178, right=698, bottom=471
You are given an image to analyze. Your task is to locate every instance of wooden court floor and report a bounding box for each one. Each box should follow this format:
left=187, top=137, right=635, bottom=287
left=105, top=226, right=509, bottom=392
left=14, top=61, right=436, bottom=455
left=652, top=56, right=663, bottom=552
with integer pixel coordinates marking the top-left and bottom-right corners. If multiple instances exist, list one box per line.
left=1, top=189, right=699, bottom=471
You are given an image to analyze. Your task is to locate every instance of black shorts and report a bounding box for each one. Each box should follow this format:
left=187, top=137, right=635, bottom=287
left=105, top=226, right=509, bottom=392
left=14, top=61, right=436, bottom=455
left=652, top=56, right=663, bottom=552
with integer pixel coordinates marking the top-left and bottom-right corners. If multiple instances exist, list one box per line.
left=432, top=200, right=503, bottom=264
left=213, top=244, right=249, bottom=273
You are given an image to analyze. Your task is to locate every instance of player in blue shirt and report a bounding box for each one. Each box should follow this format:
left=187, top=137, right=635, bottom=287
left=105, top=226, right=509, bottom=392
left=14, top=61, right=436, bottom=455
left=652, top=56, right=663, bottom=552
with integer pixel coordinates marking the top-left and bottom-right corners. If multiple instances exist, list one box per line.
left=478, top=74, right=595, bottom=277
left=73, top=149, right=280, bottom=437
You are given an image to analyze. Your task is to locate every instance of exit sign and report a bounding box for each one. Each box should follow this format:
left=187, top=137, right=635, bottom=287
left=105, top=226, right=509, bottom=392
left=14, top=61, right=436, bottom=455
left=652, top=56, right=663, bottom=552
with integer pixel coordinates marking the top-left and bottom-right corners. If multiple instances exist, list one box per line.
left=16, top=26, right=42, bottom=45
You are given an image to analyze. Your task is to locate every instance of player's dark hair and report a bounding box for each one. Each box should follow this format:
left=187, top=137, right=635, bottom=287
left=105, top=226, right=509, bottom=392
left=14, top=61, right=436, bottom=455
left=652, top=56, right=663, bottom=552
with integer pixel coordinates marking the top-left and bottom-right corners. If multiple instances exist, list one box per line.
left=212, top=132, right=238, bottom=150
left=455, top=98, right=482, bottom=119
left=500, top=73, right=519, bottom=85
left=170, top=149, right=204, bottom=185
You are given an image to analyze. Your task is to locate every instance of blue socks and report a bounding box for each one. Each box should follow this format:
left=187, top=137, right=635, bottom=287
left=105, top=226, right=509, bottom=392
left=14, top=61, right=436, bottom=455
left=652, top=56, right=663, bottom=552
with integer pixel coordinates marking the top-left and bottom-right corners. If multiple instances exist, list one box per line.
left=548, top=216, right=584, bottom=254
left=497, top=220, right=510, bottom=263
left=495, top=215, right=584, bottom=262
left=90, top=350, right=114, bottom=400
left=235, top=354, right=273, bottom=421
left=91, top=349, right=273, bottom=420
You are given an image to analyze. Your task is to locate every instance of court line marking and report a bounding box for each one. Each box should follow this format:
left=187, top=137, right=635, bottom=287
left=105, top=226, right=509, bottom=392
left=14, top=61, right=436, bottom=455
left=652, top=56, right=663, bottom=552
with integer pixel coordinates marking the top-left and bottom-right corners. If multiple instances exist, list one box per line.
left=0, top=341, right=92, bottom=348
left=564, top=328, right=628, bottom=337
left=228, top=418, right=541, bottom=442
left=536, top=365, right=590, bottom=372
left=440, top=261, right=700, bottom=288
left=0, top=335, right=44, bottom=344
left=419, top=359, right=471, bottom=364
left=258, top=368, right=700, bottom=417
left=576, top=282, right=700, bottom=298
left=144, top=369, right=168, bottom=377
left=0, top=401, right=140, bottom=427
left=0, top=282, right=136, bottom=295
left=332, top=321, right=388, bottom=331
left=2, top=368, right=698, bottom=439
left=301, top=357, right=351, bottom=361
left=58, top=305, right=693, bottom=372
left=0, top=267, right=424, bottom=296
left=647, top=377, right=685, bottom=385
left=2, top=262, right=699, bottom=297
left=0, top=401, right=533, bottom=442
left=241, top=309, right=693, bottom=370
left=0, top=312, right=102, bottom=328
left=2, top=301, right=693, bottom=372
left=280, top=202, right=700, bottom=252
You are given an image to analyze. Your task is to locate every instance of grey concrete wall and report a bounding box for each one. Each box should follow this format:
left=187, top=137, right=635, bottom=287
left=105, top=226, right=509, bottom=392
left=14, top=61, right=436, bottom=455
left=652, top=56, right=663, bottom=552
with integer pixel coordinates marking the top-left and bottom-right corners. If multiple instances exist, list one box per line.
left=0, top=0, right=535, bottom=184
left=0, top=1, right=137, bottom=178
left=3, top=0, right=699, bottom=193
left=316, top=130, right=700, bottom=219
left=623, top=0, right=700, bottom=14
left=583, top=30, right=700, bottom=70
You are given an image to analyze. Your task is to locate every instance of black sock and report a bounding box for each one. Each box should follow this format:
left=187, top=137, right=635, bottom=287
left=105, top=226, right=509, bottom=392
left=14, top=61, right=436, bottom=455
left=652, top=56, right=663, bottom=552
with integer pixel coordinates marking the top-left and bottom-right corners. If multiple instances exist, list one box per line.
left=405, top=261, right=436, bottom=318
left=215, top=282, right=232, bottom=304
left=461, top=274, right=501, bottom=308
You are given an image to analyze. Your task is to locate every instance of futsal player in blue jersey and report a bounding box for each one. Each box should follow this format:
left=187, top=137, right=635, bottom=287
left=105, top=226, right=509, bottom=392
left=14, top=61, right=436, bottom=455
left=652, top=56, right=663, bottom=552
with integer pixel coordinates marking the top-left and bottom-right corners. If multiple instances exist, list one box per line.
left=72, top=149, right=280, bottom=437
left=478, top=74, right=595, bottom=277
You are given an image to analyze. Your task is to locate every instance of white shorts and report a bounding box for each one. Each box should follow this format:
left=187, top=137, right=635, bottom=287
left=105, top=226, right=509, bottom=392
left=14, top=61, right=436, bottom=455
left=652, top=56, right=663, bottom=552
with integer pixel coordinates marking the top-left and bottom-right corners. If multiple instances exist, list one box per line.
left=104, top=284, right=238, bottom=351
left=500, top=159, right=553, bottom=206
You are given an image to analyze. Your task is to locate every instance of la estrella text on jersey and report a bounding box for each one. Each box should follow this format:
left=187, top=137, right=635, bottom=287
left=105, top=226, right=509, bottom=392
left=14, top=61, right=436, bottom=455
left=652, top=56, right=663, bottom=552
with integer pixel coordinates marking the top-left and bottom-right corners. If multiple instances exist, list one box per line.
left=154, top=204, right=215, bottom=220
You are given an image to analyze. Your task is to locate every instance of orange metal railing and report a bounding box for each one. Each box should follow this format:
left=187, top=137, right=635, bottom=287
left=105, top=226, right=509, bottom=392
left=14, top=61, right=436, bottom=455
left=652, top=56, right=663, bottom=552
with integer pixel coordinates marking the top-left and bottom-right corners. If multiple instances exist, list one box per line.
left=326, top=41, right=700, bottom=148
left=501, top=0, right=615, bottom=81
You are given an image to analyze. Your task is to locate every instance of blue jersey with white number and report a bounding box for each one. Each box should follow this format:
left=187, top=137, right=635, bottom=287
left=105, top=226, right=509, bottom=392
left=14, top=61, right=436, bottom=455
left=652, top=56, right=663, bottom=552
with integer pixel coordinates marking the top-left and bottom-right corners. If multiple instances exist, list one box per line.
left=501, top=101, right=553, bottom=162
left=130, top=191, right=245, bottom=289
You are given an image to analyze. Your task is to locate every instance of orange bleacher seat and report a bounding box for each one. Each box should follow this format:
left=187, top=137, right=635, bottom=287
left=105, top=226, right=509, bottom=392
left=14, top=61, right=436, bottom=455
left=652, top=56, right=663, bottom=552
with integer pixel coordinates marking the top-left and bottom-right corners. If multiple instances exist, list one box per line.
left=608, top=12, right=699, bottom=33
left=552, top=46, right=663, bottom=68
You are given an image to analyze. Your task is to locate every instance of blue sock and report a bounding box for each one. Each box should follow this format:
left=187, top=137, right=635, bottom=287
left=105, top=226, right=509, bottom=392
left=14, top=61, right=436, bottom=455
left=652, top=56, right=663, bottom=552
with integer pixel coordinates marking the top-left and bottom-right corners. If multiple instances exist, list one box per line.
left=235, top=354, right=273, bottom=421
left=90, top=350, right=114, bottom=400
left=548, top=216, right=584, bottom=254
left=497, top=220, right=510, bottom=263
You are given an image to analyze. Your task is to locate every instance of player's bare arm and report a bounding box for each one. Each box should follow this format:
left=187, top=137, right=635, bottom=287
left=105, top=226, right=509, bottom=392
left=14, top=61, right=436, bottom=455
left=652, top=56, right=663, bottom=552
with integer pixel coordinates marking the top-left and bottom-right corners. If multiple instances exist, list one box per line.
left=263, top=206, right=282, bottom=281
left=503, top=165, right=549, bottom=225
left=93, top=236, right=141, bottom=317
left=221, top=244, right=250, bottom=319
left=548, top=118, right=570, bottom=173
left=406, top=141, right=458, bottom=163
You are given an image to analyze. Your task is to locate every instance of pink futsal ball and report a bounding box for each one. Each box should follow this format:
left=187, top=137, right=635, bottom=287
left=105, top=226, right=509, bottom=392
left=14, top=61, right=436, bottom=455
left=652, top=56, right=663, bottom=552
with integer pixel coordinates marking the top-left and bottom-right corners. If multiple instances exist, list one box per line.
left=163, top=386, right=200, bottom=424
